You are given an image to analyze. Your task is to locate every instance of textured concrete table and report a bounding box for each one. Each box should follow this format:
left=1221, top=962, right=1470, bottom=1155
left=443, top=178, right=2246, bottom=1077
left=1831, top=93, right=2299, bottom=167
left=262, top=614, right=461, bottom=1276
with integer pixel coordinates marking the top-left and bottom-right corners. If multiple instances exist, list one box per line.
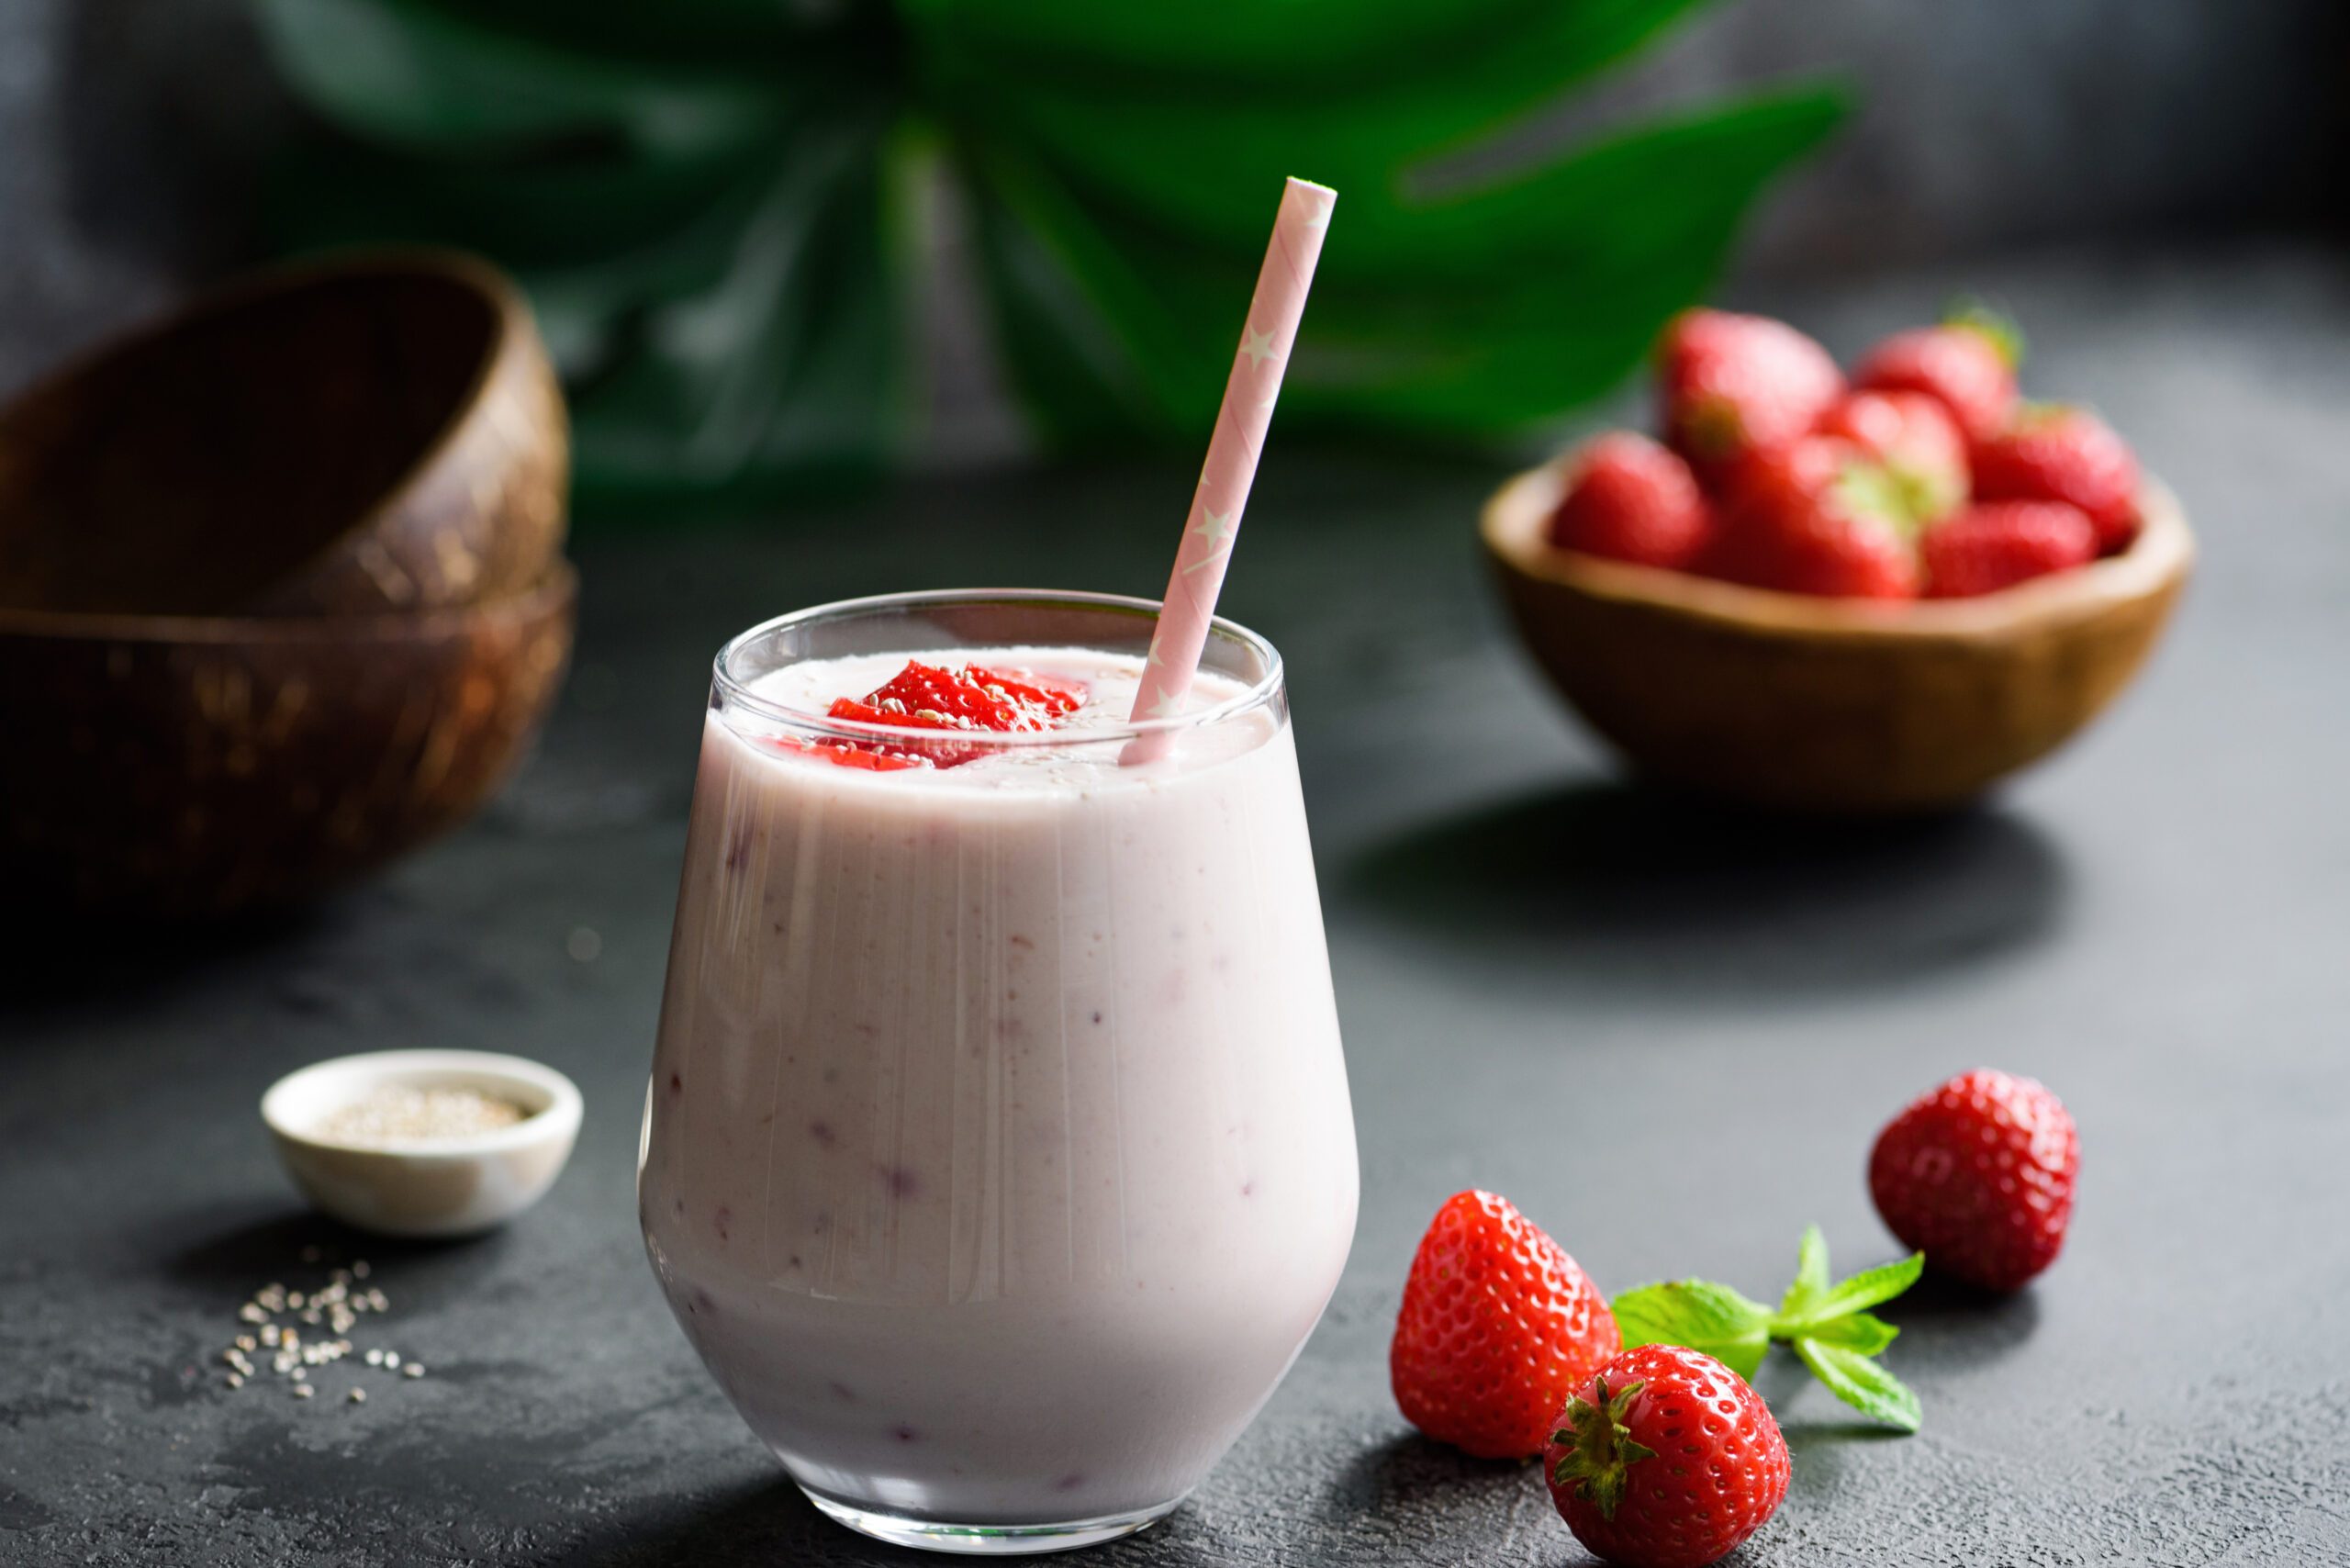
left=5, top=247, right=2348, bottom=1565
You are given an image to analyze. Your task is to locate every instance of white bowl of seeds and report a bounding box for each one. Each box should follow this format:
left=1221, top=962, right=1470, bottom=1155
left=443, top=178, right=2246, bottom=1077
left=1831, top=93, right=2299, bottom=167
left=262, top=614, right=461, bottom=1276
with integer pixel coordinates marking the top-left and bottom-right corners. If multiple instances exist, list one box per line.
left=262, top=1050, right=582, bottom=1238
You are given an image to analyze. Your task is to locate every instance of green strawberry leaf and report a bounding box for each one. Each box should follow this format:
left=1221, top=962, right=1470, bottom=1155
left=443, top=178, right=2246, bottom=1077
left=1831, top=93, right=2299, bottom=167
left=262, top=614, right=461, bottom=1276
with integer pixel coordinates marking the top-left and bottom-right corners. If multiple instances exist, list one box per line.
left=1777, top=1225, right=1831, bottom=1320
left=1794, top=1338, right=1923, bottom=1432
left=1777, top=1252, right=1925, bottom=1334
left=1611, top=1280, right=1773, bottom=1380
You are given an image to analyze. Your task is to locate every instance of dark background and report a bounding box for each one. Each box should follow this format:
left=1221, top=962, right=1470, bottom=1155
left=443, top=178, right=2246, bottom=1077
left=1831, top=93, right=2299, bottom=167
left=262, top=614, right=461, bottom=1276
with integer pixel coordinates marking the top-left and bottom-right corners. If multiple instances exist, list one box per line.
left=5, top=0, right=2344, bottom=455
left=5, top=5, right=2350, bottom=1565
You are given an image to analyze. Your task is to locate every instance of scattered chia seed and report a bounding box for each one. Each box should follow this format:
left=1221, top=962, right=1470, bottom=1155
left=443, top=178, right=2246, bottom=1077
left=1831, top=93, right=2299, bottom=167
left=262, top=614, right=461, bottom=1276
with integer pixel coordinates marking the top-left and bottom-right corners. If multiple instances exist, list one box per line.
left=217, top=1252, right=429, bottom=1411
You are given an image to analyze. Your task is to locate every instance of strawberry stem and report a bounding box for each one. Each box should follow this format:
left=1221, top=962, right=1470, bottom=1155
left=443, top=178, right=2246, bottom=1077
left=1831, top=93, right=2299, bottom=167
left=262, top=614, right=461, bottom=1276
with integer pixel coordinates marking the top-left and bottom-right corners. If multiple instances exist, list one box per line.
left=1942, top=297, right=2026, bottom=371
left=1550, top=1375, right=1658, bottom=1521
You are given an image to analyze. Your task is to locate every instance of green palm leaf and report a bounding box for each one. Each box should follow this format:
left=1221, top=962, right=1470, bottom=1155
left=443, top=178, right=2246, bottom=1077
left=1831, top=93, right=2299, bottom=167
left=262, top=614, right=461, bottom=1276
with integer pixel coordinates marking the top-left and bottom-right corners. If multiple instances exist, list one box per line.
left=248, top=0, right=1846, bottom=506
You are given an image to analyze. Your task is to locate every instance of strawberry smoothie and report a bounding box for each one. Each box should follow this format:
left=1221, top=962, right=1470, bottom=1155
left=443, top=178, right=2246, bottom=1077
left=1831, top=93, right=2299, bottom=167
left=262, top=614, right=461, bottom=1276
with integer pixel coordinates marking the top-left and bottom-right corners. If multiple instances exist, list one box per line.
left=639, top=594, right=1358, bottom=1552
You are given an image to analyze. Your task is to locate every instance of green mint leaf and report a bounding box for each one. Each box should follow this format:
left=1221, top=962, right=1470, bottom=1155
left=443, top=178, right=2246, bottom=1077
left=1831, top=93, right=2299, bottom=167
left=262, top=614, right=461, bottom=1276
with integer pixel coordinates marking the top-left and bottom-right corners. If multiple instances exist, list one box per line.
left=1777, top=1225, right=1831, bottom=1320
left=1612, top=1281, right=1773, bottom=1381
left=1797, top=1309, right=1899, bottom=1357
left=1794, top=1338, right=1923, bottom=1432
left=1783, top=1252, right=1925, bottom=1331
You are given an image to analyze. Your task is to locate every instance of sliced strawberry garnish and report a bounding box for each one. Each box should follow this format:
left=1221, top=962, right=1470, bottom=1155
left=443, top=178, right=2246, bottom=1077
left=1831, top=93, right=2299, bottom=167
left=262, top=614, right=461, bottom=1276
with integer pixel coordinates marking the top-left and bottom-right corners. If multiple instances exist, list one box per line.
left=791, top=661, right=1090, bottom=771
left=774, top=738, right=927, bottom=771
left=860, top=662, right=1027, bottom=731
left=967, top=667, right=1088, bottom=719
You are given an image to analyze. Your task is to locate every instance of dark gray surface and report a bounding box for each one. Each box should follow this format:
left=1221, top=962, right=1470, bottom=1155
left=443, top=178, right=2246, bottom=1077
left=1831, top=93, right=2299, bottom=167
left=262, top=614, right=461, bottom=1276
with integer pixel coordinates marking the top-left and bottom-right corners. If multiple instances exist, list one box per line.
left=5, top=243, right=2349, bottom=1566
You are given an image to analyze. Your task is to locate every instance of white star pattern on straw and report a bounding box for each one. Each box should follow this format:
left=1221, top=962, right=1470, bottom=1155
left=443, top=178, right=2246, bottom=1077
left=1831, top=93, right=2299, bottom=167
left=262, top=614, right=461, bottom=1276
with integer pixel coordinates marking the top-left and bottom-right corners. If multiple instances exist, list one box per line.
left=1122, top=178, right=1332, bottom=767
left=1181, top=505, right=1237, bottom=573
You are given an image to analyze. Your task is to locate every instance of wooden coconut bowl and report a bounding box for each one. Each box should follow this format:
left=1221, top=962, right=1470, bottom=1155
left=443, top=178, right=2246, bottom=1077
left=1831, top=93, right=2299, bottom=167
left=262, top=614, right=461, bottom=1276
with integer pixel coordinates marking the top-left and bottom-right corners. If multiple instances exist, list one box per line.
left=1483, top=462, right=2193, bottom=812
left=0, top=566, right=576, bottom=916
left=0, top=250, right=566, bottom=619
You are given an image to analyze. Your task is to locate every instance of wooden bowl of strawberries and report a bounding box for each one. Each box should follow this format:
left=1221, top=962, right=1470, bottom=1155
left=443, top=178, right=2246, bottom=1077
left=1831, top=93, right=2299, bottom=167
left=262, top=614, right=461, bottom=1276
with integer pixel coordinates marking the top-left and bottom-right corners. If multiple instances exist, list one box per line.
left=1483, top=308, right=2192, bottom=813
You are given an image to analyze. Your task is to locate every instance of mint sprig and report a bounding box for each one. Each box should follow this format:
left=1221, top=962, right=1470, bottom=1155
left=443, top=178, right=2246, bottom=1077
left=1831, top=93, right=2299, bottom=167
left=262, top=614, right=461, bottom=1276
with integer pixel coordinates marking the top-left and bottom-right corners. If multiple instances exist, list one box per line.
left=1610, top=1227, right=1925, bottom=1432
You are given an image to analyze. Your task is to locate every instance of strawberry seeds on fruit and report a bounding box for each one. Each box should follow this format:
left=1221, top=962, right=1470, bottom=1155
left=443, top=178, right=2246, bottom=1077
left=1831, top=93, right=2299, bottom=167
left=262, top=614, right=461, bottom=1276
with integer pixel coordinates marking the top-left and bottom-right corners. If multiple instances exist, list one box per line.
left=1869, top=1069, right=2079, bottom=1292
left=1969, top=405, right=2143, bottom=554
left=1547, top=432, right=1713, bottom=570
left=1658, top=308, right=1844, bottom=490
left=1545, top=1344, right=1790, bottom=1568
left=1818, top=388, right=1969, bottom=524
left=1923, top=501, right=2098, bottom=598
left=1545, top=300, right=2143, bottom=600
left=1390, top=1190, right=1620, bottom=1459
left=1852, top=308, right=2022, bottom=442
left=1700, top=435, right=1920, bottom=599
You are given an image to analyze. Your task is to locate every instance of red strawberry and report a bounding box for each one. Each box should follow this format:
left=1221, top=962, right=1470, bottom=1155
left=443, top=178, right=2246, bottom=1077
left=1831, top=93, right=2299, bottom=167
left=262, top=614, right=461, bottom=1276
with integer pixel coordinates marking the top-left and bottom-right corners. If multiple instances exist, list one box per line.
left=966, top=666, right=1087, bottom=718
left=1922, top=501, right=2097, bottom=598
left=1547, top=432, right=1713, bottom=569
left=842, top=661, right=1051, bottom=734
left=1853, top=315, right=2020, bottom=441
left=1545, top=1344, right=1789, bottom=1568
left=808, top=661, right=1086, bottom=770
left=1391, top=1190, right=1620, bottom=1459
left=1657, top=309, right=1843, bottom=487
left=773, top=737, right=928, bottom=772
left=1971, top=406, right=2142, bottom=554
left=1818, top=389, right=1969, bottom=523
left=1698, top=437, right=1918, bottom=599
left=1869, top=1069, right=2078, bottom=1292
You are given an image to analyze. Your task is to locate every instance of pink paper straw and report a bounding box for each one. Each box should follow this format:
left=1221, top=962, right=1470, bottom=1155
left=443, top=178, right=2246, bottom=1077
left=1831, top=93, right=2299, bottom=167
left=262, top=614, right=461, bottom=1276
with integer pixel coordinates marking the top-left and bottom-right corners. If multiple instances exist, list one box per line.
left=1124, top=176, right=1335, bottom=764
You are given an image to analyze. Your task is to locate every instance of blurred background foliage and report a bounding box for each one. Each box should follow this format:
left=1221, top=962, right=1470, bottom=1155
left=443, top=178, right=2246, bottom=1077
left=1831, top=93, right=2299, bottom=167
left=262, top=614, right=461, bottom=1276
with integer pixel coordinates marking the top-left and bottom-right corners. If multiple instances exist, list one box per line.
left=246, top=0, right=1844, bottom=509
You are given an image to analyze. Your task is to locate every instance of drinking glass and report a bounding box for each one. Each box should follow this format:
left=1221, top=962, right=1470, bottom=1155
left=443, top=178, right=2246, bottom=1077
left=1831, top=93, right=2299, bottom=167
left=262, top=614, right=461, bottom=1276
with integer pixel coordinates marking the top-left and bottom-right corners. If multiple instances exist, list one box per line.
left=639, top=590, right=1358, bottom=1554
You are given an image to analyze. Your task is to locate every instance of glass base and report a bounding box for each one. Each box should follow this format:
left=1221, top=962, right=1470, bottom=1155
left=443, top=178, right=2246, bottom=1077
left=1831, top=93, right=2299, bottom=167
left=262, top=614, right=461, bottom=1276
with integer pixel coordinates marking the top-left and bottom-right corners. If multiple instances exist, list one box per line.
left=798, top=1486, right=1181, bottom=1556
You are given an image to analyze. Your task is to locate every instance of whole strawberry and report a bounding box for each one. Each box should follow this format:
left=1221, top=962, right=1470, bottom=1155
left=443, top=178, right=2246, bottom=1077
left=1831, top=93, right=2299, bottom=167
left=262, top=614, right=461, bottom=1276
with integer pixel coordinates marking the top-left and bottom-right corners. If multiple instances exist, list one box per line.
left=1922, top=501, right=2097, bottom=598
left=1972, top=405, right=2142, bottom=554
left=1870, top=1069, right=2078, bottom=1292
left=1853, top=312, right=2020, bottom=441
left=1545, top=1344, right=1789, bottom=1568
left=1657, top=308, right=1843, bottom=487
left=1818, top=389, right=1969, bottom=524
left=1699, top=436, right=1919, bottom=599
left=1391, top=1190, right=1619, bottom=1459
left=1548, top=432, right=1713, bottom=569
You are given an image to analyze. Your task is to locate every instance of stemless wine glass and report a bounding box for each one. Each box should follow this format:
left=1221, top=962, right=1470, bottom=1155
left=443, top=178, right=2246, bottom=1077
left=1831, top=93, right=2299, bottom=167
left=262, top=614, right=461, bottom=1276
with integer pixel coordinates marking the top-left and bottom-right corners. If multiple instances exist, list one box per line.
left=639, top=590, right=1359, bottom=1554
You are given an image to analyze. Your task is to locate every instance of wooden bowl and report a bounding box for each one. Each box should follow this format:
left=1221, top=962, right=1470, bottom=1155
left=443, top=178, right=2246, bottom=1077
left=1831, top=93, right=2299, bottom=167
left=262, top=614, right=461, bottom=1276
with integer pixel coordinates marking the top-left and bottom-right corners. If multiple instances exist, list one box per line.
left=0, top=565, right=576, bottom=915
left=1483, top=462, right=2192, bottom=812
left=0, top=250, right=566, bottom=619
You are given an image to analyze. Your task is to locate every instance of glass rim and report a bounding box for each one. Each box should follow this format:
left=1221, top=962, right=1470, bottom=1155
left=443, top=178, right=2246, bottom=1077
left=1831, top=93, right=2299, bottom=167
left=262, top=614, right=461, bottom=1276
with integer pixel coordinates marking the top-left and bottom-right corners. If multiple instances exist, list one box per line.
left=711, top=588, right=1287, bottom=749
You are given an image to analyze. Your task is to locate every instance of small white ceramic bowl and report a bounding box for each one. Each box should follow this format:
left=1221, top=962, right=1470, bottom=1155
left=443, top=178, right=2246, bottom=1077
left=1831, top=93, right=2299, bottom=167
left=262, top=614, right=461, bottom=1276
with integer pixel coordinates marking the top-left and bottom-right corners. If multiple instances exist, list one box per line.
left=262, top=1049, right=582, bottom=1238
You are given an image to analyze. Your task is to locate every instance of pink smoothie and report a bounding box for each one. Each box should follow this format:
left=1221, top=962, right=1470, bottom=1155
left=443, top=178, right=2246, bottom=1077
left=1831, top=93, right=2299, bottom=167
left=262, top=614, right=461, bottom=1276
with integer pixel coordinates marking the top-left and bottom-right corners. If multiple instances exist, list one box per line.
left=640, top=646, right=1358, bottom=1529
